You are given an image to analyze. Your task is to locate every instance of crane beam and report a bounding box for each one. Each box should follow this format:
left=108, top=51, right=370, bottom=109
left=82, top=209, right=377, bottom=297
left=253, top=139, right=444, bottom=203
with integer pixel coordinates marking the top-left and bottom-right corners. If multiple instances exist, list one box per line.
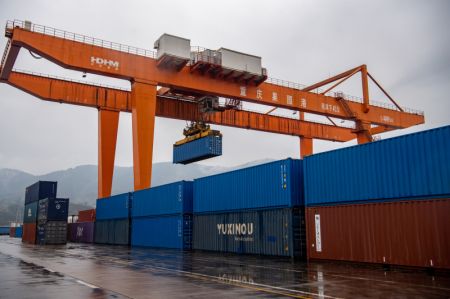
left=3, top=24, right=424, bottom=129
left=6, top=70, right=355, bottom=142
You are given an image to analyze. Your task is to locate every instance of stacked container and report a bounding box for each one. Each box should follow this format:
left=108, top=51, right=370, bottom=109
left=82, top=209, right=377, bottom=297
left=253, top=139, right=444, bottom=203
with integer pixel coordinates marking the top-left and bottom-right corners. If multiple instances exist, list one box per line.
left=95, top=193, right=131, bottom=245
left=68, top=209, right=95, bottom=243
left=9, top=226, right=15, bottom=237
left=36, top=198, right=69, bottom=245
left=9, top=223, right=22, bottom=238
left=14, top=226, right=23, bottom=238
left=0, top=226, right=9, bottom=235
left=303, top=125, right=450, bottom=269
left=193, top=158, right=306, bottom=258
left=131, top=181, right=193, bottom=249
left=22, top=181, right=58, bottom=244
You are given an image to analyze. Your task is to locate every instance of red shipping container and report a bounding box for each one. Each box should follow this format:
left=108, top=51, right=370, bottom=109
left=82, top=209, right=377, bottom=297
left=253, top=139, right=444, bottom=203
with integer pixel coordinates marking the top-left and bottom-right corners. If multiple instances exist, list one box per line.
left=22, top=223, right=37, bottom=244
left=306, top=198, right=450, bottom=269
left=77, top=209, right=96, bottom=222
left=9, top=227, right=16, bottom=237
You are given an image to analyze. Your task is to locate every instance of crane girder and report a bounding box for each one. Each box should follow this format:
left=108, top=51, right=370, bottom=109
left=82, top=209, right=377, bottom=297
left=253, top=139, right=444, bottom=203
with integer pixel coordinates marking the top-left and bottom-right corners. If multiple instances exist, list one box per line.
left=3, top=26, right=424, bottom=129
left=6, top=70, right=355, bottom=142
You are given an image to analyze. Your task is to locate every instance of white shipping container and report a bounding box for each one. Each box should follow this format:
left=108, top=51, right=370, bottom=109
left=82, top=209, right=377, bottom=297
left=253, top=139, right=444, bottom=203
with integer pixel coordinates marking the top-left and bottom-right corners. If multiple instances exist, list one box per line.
left=154, top=34, right=191, bottom=60
left=218, top=48, right=262, bottom=75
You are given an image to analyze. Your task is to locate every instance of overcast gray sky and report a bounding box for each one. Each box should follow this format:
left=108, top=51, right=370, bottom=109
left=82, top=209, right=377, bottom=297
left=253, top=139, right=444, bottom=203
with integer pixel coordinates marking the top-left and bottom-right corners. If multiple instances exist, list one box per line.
left=0, top=0, right=449, bottom=175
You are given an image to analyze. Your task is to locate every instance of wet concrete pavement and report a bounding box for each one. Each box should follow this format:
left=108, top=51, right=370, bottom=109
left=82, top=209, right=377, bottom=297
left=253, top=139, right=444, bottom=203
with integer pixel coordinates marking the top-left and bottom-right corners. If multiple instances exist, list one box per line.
left=0, top=236, right=449, bottom=298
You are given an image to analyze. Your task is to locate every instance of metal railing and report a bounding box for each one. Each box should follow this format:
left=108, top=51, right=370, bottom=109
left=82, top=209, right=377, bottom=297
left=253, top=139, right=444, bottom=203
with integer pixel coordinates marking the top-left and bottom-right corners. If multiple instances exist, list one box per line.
left=6, top=20, right=156, bottom=59
left=190, top=46, right=222, bottom=66
left=6, top=20, right=423, bottom=116
left=266, top=77, right=306, bottom=90
left=0, top=39, right=10, bottom=70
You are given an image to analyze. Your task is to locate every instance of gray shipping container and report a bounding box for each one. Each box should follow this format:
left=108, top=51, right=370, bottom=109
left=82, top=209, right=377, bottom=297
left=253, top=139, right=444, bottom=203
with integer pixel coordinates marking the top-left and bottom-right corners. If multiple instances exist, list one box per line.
left=36, top=220, right=67, bottom=245
left=193, top=208, right=305, bottom=258
left=94, top=219, right=130, bottom=245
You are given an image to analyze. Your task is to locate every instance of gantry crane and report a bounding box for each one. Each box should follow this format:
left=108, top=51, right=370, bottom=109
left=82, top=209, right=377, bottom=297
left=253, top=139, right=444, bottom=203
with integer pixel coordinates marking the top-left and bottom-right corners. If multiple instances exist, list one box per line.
left=0, top=20, right=424, bottom=199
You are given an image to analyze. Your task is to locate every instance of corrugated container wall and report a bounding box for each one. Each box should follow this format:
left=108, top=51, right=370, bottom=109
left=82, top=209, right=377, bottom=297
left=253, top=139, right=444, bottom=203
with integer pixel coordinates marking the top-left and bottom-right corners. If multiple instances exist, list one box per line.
left=23, top=201, right=38, bottom=223
left=132, top=181, right=193, bottom=217
left=194, top=159, right=303, bottom=213
left=22, top=223, right=36, bottom=244
left=132, top=215, right=192, bottom=249
left=95, top=219, right=129, bottom=245
left=173, top=135, right=222, bottom=164
left=38, top=198, right=69, bottom=221
left=68, top=222, right=94, bottom=243
left=304, top=126, right=450, bottom=205
left=0, top=227, right=8, bottom=235
left=14, top=227, right=23, bottom=238
left=25, top=181, right=57, bottom=204
left=96, top=192, right=132, bottom=220
left=37, top=221, right=67, bottom=245
left=77, top=209, right=96, bottom=222
left=306, top=198, right=450, bottom=269
left=193, top=208, right=306, bottom=258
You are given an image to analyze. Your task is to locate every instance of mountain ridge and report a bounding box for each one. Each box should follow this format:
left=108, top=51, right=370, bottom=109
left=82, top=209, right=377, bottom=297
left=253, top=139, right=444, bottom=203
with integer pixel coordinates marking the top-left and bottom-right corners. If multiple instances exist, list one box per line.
left=0, top=159, right=275, bottom=225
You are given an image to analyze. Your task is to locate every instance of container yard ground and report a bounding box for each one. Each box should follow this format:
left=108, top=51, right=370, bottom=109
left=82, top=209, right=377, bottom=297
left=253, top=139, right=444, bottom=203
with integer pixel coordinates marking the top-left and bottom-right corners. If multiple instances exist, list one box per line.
left=0, top=237, right=449, bottom=299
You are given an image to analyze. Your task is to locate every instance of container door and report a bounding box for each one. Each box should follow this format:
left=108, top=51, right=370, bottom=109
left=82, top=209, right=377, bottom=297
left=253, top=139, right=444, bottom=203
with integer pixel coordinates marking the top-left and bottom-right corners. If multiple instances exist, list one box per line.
left=94, top=220, right=109, bottom=244
left=183, top=214, right=192, bottom=250
left=113, top=219, right=129, bottom=245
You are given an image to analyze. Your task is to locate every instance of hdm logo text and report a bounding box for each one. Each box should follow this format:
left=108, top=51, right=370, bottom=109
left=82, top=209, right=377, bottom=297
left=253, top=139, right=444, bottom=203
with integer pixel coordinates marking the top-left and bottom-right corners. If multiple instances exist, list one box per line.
left=90, top=56, right=119, bottom=70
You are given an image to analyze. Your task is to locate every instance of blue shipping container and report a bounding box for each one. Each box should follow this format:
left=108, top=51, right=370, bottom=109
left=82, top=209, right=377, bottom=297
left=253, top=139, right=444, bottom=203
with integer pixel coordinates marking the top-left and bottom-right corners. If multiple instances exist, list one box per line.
left=131, top=215, right=192, bottom=249
left=0, top=227, right=8, bottom=235
left=23, top=201, right=38, bottom=223
left=25, top=181, right=57, bottom=204
left=37, top=198, right=69, bottom=221
left=304, top=126, right=450, bottom=206
left=14, top=226, right=23, bottom=238
left=132, top=181, right=193, bottom=217
left=173, top=135, right=222, bottom=164
left=96, top=192, right=132, bottom=220
left=194, top=159, right=303, bottom=213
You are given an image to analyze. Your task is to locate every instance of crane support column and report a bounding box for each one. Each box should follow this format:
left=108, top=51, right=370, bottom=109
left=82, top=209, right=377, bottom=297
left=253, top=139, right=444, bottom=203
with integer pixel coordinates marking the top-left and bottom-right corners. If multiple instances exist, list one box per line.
left=361, top=64, right=370, bottom=113
left=355, top=120, right=373, bottom=144
left=299, top=111, right=313, bottom=158
left=98, top=109, right=120, bottom=198
left=300, top=137, right=313, bottom=158
left=131, top=81, right=157, bottom=191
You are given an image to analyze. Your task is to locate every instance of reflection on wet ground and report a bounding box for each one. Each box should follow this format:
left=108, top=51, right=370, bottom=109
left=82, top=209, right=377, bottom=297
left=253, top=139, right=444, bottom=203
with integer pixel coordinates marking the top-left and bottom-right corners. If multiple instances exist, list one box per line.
left=0, top=252, right=127, bottom=298
left=0, top=236, right=449, bottom=298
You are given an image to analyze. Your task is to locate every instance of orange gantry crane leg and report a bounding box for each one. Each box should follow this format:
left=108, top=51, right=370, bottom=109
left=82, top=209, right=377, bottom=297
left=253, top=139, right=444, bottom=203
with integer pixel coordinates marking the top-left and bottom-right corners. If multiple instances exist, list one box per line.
left=98, top=109, right=119, bottom=198
left=298, top=112, right=313, bottom=158
left=131, top=81, right=157, bottom=191
left=300, top=137, right=313, bottom=158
